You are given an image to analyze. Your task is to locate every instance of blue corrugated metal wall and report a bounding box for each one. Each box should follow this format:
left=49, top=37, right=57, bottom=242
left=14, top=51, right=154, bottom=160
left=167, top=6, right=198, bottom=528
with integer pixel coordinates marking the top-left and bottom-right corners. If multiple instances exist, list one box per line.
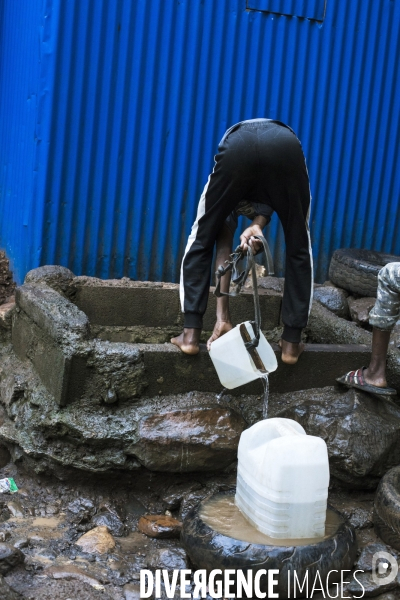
left=0, top=0, right=399, bottom=284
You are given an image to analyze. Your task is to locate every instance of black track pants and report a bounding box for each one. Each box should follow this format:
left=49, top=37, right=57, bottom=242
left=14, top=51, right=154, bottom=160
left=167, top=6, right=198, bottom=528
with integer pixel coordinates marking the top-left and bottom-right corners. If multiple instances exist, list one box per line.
left=180, top=119, right=313, bottom=343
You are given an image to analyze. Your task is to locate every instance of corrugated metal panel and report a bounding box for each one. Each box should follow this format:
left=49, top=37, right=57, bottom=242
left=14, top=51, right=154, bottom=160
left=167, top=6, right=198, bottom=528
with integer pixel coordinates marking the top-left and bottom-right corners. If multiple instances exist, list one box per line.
left=247, top=0, right=326, bottom=21
left=0, top=0, right=399, bottom=285
left=0, top=0, right=43, bottom=277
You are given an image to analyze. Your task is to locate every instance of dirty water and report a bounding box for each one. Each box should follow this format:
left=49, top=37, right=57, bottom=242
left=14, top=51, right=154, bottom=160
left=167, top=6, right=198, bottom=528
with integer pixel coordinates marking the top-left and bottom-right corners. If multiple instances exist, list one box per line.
left=31, top=516, right=62, bottom=528
left=200, top=494, right=341, bottom=546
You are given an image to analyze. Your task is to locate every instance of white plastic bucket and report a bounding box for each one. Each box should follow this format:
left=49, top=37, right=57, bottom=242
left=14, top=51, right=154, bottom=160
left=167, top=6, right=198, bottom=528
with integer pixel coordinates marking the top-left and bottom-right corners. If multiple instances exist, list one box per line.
left=236, top=418, right=330, bottom=539
left=209, top=321, right=278, bottom=389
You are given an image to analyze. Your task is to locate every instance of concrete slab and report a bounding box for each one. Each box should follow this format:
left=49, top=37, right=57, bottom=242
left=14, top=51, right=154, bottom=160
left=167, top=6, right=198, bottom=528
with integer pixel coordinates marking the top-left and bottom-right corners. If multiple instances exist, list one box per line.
left=12, top=310, right=72, bottom=405
left=13, top=285, right=90, bottom=406
left=138, top=342, right=371, bottom=396
left=16, top=284, right=89, bottom=343
left=72, top=279, right=282, bottom=330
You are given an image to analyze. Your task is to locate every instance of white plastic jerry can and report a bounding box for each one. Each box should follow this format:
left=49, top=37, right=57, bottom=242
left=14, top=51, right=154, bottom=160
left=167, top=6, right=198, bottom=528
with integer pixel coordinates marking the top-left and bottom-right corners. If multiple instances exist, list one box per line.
left=235, top=418, right=330, bottom=539
left=209, top=321, right=278, bottom=389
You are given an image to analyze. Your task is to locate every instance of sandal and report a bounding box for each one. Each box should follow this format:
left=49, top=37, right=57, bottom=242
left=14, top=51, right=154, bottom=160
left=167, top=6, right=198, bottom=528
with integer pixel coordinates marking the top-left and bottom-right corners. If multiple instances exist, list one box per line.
left=336, top=367, right=397, bottom=397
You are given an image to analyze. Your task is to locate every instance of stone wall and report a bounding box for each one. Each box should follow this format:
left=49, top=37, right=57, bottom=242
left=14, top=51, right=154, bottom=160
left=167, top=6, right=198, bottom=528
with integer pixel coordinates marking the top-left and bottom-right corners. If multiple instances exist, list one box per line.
left=0, top=251, right=15, bottom=305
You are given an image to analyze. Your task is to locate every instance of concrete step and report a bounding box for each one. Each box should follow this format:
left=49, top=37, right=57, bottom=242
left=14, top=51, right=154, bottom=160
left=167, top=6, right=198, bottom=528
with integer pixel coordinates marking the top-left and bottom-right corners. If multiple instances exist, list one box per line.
left=13, top=278, right=370, bottom=405
left=140, top=342, right=370, bottom=396
left=72, top=278, right=282, bottom=331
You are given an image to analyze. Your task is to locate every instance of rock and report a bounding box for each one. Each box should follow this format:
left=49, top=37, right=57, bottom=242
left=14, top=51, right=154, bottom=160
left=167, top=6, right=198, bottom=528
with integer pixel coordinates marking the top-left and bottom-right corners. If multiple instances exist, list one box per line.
left=45, top=503, right=59, bottom=515
left=13, top=538, right=29, bottom=549
left=303, top=301, right=400, bottom=392
left=278, top=386, right=400, bottom=488
left=0, top=532, right=11, bottom=542
left=138, top=515, right=182, bottom=539
left=147, top=547, right=188, bottom=572
left=67, top=498, right=96, bottom=524
left=0, top=446, right=11, bottom=468
left=256, top=276, right=285, bottom=293
left=322, top=280, right=341, bottom=288
left=128, top=407, right=246, bottom=472
left=389, top=322, right=400, bottom=350
left=243, top=265, right=267, bottom=288
left=44, top=565, right=104, bottom=589
left=0, top=543, right=24, bottom=574
left=348, top=296, right=375, bottom=326
left=162, top=481, right=202, bottom=510
left=347, top=571, right=397, bottom=597
left=124, top=582, right=141, bottom=600
left=0, top=252, right=16, bottom=306
left=306, top=300, right=372, bottom=345
left=75, top=526, right=116, bottom=554
left=91, top=510, right=125, bottom=537
left=0, top=574, right=22, bottom=599
left=356, top=542, right=398, bottom=571
left=29, top=535, right=44, bottom=545
left=345, top=506, right=374, bottom=529
left=330, top=495, right=374, bottom=530
left=6, top=500, right=24, bottom=518
left=35, top=547, right=56, bottom=560
left=313, top=286, right=350, bottom=319
left=387, top=350, right=400, bottom=395
left=373, top=594, right=397, bottom=600
left=0, top=345, right=248, bottom=474
left=24, top=265, right=75, bottom=299
left=0, top=299, right=15, bottom=330
left=179, top=489, right=210, bottom=521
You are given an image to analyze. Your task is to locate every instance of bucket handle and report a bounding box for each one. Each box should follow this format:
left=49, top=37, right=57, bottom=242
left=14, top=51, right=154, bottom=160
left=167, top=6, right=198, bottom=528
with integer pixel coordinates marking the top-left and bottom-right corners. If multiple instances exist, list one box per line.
left=214, top=235, right=274, bottom=351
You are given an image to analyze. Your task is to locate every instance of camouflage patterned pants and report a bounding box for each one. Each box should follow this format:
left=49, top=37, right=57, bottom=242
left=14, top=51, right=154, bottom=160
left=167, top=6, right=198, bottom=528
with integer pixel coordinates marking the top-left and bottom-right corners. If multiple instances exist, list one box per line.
left=369, top=262, right=400, bottom=330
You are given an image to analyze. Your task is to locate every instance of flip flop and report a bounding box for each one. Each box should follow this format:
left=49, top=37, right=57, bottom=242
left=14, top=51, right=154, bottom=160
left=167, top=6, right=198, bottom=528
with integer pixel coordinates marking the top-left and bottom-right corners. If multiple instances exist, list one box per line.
left=336, top=367, right=397, bottom=397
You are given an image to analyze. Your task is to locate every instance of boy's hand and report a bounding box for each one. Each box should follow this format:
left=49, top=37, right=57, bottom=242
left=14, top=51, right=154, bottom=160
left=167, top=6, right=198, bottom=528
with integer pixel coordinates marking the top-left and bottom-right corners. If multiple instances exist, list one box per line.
left=240, top=224, right=264, bottom=253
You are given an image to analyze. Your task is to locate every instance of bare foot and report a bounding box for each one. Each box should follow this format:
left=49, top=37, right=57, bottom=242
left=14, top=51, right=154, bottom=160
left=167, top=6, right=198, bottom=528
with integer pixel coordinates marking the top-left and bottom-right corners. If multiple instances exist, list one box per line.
left=279, top=339, right=305, bottom=364
left=171, top=328, right=201, bottom=355
left=207, top=321, right=233, bottom=351
left=363, top=367, right=387, bottom=388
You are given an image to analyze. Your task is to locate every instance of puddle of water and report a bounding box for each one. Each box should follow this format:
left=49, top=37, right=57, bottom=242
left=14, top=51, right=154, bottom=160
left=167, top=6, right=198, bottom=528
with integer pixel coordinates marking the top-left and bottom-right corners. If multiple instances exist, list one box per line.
left=117, top=532, right=149, bottom=555
left=31, top=517, right=61, bottom=528
left=8, top=516, right=64, bottom=542
left=200, top=495, right=341, bottom=547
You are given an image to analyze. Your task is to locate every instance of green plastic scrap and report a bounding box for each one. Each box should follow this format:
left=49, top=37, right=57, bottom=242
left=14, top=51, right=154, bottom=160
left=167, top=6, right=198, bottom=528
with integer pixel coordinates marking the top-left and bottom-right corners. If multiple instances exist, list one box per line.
left=8, top=478, right=18, bottom=493
left=0, top=478, right=18, bottom=493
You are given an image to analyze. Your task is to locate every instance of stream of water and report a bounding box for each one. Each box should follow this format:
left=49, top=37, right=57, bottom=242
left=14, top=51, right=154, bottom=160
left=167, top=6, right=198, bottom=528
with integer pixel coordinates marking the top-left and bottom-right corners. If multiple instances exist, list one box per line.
left=261, top=374, right=269, bottom=419
left=216, top=375, right=269, bottom=417
left=216, top=387, right=228, bottom=402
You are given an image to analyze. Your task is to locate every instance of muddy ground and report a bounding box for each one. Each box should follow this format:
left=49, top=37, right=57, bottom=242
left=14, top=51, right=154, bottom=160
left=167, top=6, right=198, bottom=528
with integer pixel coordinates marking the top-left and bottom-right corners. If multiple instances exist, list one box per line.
left=0, top=456, right=394, bottom=600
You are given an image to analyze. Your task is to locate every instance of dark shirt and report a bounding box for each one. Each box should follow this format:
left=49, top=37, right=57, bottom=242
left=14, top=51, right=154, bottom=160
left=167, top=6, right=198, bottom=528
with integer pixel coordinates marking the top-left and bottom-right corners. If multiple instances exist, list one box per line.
left=225, top=201, right=274, bottom=235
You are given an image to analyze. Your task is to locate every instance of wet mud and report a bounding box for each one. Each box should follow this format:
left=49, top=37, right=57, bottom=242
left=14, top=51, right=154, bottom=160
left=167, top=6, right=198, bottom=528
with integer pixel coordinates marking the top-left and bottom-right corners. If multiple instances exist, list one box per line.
left=0, top=456, right=392, bottom=599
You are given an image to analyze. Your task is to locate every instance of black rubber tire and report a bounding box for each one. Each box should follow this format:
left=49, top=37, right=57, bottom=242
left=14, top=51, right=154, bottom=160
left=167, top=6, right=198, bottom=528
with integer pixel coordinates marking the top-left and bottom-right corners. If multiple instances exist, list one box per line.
left=329, top=248, right=400, bottom=297
left=181, top=491, right=357, bottom=599
left=374, top=466, right=400, bottom=551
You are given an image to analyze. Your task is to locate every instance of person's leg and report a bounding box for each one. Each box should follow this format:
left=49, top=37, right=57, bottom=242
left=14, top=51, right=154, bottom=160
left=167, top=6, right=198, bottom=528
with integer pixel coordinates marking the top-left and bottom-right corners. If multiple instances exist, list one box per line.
left=172, top=128, right=257, bottom=354
left=363, top=328, right=392, bottom=387
left=364, top=263, right=400, bottom=386
left=257, top=124, right=312, bottom=364
left=206, top=224, right=234, bottom=350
